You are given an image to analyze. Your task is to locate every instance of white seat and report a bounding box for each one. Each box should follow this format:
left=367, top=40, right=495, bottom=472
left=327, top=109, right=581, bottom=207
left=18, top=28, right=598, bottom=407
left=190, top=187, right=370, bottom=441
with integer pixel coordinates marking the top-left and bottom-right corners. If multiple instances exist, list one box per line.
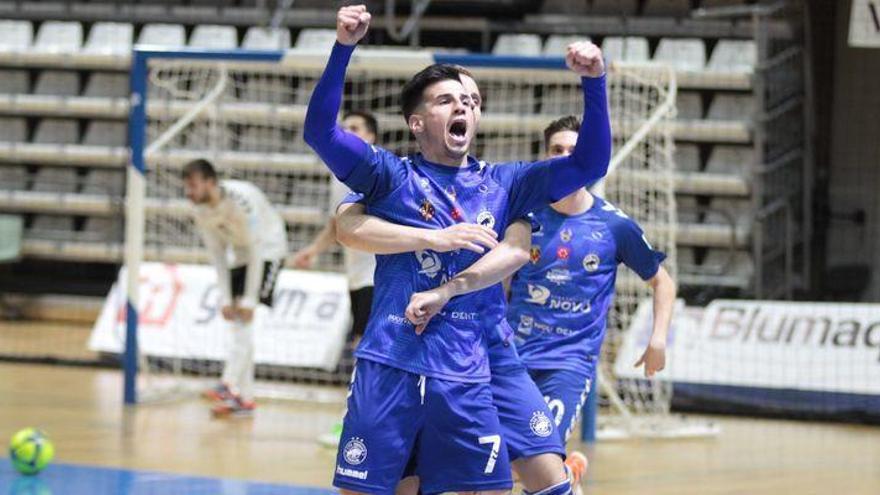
left=493, top=34, right=542, bottom=56
left=0, top=20, right=32, bottom=52
left=33, top=21, right=83, bottom=54
left=542, top=35, right=588, bottom=56
left=706, top=145, right=752, bottom=174
left=654, top=38, right=706, bottom=71
left=295, top=29, right=338, bottom=50
left=189, top=24, right=238, bottom=49
left=0, top=70, right=30, bottom=94
left=707, top=94, right=754, bottom=120
left=242, top=26, right=290, bottom=50
left=642, top=0, right=691, bottom=16
left=33, top=119, right=79, bottom=144
left=29, top=215, right=76, bottom=240
left=83, top=121, right=127, bottom=147
left=601, top=36, right=649, bottom=63
left=83, top=22, right=133, bottom=54
left=138, top=23, right=186, bottom=47
left=33, top=71, right=80, bottom=96
left=83, top=73, right=129, bottom=98
left=81, top=170, right=124, bottom=196
left=708, top=40, right=757, bottom=72
left=31, top=167, right=78, bottom=193
left=0, top=165, right=28, bottom=190
left=674, top=144, right=701, bottom=172
left=0, top=117, right=27, bottom=142
left=676, top=92, right=703, bottom=119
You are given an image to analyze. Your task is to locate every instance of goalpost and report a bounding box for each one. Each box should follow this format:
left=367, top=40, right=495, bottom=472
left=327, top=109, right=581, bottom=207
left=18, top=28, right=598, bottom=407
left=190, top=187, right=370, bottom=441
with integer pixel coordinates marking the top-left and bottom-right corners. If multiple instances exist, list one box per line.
left=122, top=44, right=700, bottom=437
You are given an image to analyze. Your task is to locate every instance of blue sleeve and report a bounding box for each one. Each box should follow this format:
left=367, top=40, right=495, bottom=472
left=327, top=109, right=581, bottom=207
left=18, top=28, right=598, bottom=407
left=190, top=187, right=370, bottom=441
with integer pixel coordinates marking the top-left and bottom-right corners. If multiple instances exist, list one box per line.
left=611, top=217, right=666, bottom=281
left=304, top=42, right=405, bottom=198
left=505, top=75, right=612, bottom=218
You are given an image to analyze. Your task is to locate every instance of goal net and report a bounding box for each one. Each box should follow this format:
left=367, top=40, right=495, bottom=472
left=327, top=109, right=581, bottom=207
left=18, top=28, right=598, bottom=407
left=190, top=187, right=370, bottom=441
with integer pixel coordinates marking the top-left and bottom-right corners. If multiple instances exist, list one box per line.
left=121, top=46, right=689, bottom=436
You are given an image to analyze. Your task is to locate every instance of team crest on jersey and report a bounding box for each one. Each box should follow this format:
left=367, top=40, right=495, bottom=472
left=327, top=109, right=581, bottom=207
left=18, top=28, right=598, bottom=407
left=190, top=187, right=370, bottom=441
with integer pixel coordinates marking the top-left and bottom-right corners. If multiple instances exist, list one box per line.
left=477, top=210, right=495, bottom=229
left=420, top=177, right=431, bottom=191
left=451, top=207, right=463, bottom=221
left=529, top=246, right=541, bottom=264
left=517, top=315, right=534, bottom=334
left=560, top=228, right=573, bottom=242
left=583, top=254, right=600, bottom=272
left=343, top=437, right=368, bottom=465
left=557, top=246, right=571, bottom=260
left=530, top=411, right=554, bottom=438
left=419, top=198, right=436, bottom=221
left=525, top=284, right=551, bottom=305
left=478, top=183, right=490, bottom=195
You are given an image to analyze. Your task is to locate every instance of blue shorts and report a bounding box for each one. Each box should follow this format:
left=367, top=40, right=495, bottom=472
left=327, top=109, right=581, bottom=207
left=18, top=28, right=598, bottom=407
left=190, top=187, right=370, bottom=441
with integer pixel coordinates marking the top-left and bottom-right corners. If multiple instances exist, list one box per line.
left=492, top=366, right=566, bottom=461
left=334, top=359, right=513, bottom=495
left=528, top=368, right=594, bottom=445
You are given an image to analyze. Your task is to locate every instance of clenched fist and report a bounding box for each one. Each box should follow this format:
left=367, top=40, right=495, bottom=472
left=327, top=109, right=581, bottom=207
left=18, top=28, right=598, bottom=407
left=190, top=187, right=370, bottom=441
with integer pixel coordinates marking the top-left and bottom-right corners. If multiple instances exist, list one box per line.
left=336, top=4, right=371, bottom=46
left=565, top=41, right=605, bottom=78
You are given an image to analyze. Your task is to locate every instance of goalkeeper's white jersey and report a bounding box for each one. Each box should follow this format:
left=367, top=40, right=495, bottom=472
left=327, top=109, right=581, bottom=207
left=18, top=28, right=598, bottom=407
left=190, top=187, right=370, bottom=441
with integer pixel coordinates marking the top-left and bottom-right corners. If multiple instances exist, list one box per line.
left=192, top=180, right=288, bottom=267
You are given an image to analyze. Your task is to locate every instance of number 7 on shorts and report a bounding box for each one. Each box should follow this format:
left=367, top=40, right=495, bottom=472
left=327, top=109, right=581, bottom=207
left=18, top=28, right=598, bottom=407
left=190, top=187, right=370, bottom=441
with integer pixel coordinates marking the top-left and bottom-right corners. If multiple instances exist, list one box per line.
left=478, top=434, right=501, bottom=474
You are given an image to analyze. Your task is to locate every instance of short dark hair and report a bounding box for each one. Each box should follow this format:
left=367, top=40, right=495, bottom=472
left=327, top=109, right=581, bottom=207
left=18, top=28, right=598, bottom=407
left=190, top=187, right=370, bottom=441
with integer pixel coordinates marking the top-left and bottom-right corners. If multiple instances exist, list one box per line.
left=543, top=115, right=580, bottom=150
left=342, top=110, right=379, bottom=136
left=400, top=64, right=463, bottom=121
left=182, top=159, right=217, bottom=181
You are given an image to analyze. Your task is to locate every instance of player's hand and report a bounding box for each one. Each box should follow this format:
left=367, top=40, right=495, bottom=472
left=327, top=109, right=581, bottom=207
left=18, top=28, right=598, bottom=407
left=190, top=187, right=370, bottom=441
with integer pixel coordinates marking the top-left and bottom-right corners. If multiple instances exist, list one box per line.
left=336, top=4, right=371, bottom=46
left=291, top=248, right=316, bottom=269
left=566, top=41, right=605, bottom=78
left=221, top=305, right=237, bottom=321
left=425, top=223, right=498, bottom=254
left=237, top=306, right=255, bottom=323
left=405, top=288, right=452, bottom=335
left=634, top=337, right=666, bottom=378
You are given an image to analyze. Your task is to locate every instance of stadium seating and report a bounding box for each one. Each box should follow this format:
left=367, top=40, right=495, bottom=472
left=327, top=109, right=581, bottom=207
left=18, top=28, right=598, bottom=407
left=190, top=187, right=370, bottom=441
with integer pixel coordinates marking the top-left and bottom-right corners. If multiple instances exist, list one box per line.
left=189, top=24, right=238, bottom=49
left=654, top=38, right=707, bottom=71
left=33, top=21, right=82, bottom=53
left=492, top=34, right=543, bottom=56
left=601, top=37, right=650, bottom=63
left=0, top=20, right=32, bottom=52
left=83, top=22, right=133, bottom=54
left=242, top=26, right=290, bottom=50
left=137, top=23, right=186, bottom=47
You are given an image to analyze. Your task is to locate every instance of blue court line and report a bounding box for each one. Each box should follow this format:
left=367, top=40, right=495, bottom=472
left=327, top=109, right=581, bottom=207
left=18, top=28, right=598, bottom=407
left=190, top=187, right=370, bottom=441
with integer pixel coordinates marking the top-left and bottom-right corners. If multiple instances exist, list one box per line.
left=0, top=459, right=337, bottom=495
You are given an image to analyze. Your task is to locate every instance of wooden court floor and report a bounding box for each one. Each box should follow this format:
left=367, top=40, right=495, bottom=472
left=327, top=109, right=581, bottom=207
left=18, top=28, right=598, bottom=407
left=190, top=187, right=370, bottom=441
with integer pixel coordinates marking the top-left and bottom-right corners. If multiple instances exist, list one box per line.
left=1, top=362, right=878, bottom=494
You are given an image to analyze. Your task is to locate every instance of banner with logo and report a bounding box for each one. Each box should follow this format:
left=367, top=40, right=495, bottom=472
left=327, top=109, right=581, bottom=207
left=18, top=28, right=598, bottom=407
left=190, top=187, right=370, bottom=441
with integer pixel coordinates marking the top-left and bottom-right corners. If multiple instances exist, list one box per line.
left=89, top=263, right=351, bottom=371
left=615, top=299, right=880, bottom=395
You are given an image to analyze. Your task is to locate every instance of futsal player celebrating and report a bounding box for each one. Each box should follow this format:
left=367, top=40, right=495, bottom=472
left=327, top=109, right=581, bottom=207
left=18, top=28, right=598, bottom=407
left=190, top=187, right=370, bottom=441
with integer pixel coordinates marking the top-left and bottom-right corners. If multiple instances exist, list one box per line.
left=183, top=159, right=288, bottom=417
left=304, top=5, right=610, bottom=494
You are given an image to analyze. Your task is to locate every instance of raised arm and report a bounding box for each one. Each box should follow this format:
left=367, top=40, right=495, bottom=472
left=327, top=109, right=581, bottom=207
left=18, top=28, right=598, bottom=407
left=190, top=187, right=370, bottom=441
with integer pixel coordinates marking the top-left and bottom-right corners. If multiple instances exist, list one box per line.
left=336, top=202, right=499, bottom=255
left=302, top=5, right=372, bottom=182
left=405, top=220, right=532, bottom=333
left=508, top=42, right=612, bottom=214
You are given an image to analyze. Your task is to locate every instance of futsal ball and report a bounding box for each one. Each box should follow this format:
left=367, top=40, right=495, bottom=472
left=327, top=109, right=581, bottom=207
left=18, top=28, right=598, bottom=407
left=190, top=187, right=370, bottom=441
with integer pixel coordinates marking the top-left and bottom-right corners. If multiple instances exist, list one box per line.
left=9, top=428, right=54, bottom=475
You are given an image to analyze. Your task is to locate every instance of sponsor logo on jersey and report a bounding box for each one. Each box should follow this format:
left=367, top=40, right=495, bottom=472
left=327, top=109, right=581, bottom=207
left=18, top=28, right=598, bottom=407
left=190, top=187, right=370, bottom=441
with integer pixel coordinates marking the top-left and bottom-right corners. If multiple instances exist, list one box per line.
left=444, top=185, right=457, bottom=200
left=477, top=210, right=496, bottom=229
left=478, top=183, right=490, bottom=195
left=557, top=246, right=570, bottom=260
left=416, top=250, right=442, bottom=278
left=583, top=254, right=600, bottom=272
left=529, top=411, right=554, bottom=438
left=419, top=198, right=435, bottom=221
left=560, top=228, right=573, bottom=242
left=591, top=230, right=603, bottom=240
left=387, top=314, right=410, bottom=326
left=517, top=315, right=534, bottom=334
left=529, top=246, right=541, bottom=264
left=545, top=268, right=572, bottom=285
left=525, top=284, right=551, bottom=305
left=549, top=298, right=590, bottom=314
left=343, top=437, right=368, bottom=465
left=451, top=207, right=463, bottom=221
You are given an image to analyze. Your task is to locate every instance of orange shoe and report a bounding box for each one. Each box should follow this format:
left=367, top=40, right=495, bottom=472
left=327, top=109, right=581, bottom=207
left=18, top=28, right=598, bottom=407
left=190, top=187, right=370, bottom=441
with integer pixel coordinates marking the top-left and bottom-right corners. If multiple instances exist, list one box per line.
left=565, top=451, right=588, bottom=495
left=211, top=396, right=256, bottom=418
left=202, top=383, right=232, bottom=402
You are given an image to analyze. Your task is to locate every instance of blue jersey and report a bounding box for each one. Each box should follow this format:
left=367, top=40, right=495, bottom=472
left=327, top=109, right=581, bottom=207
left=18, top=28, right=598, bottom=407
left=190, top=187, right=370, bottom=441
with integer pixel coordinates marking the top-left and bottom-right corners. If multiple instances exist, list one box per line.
left=508, top=196, right=665, bottom=374
left=341, top=149, right=570, bottom=383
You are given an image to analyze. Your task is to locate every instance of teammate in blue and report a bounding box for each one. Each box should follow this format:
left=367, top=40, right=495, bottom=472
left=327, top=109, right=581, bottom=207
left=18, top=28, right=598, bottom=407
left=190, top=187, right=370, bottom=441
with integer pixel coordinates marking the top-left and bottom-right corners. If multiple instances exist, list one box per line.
left=305, top=5, right=610, bottom=494
left=335, top=69, right=587, bottom=495
left=506, top=115, right=675, bottom=445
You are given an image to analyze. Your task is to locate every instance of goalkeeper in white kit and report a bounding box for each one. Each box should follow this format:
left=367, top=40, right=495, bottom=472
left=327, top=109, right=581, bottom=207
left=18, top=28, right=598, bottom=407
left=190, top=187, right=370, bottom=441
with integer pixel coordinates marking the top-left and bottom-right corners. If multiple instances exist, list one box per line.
left=183, top=159, right=288, bottom=417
